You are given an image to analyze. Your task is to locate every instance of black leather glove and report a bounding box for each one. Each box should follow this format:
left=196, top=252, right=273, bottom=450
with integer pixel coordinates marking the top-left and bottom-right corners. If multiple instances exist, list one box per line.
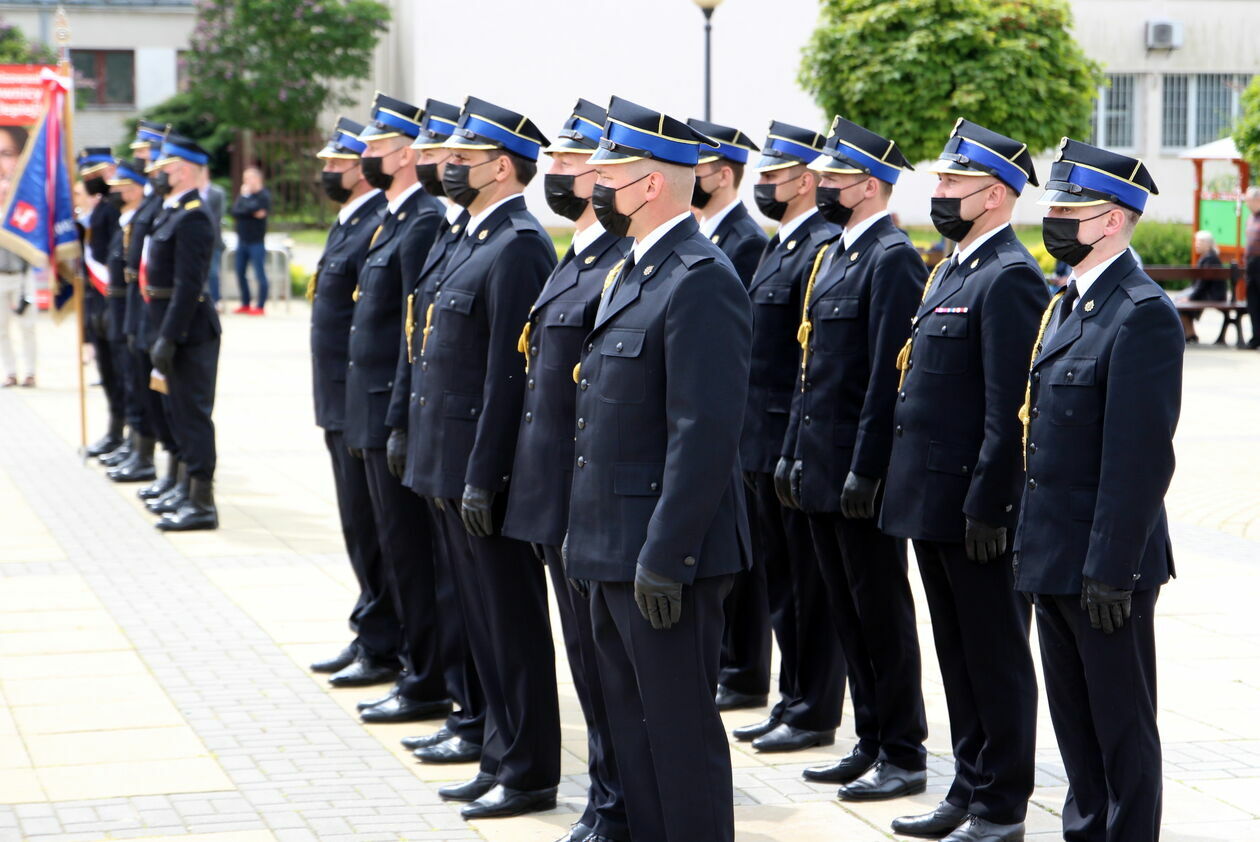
left=1081, top=576, right=1132, bottom=634
left=460, top=484, right=495, bottom=538
left=346, top=444, right=364, bottom=460
left=386, top=428, right=407, bottom=480
left=634, top=563, right=683, bottom=630
left=773, top=458, right=795, bottom=509
left=562, top=532, right=589, bottom=598
left=839, top=471, right=880, bottom=520
left=150, top=336, right=175, bottom=377
left=965, top=517, right=1008, bottom=563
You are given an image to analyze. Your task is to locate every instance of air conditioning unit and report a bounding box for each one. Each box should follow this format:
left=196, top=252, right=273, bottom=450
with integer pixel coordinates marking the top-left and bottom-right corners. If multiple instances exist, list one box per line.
left=1146, top=19, right=1184, bottom=50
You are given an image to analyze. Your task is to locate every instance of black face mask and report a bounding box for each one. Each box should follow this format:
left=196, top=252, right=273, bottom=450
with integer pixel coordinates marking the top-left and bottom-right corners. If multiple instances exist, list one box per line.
left=360, top=155, right=394, bottom=191
left=544, top=172, right=593, bottom=221
left=151, top=171, right=172, bottom=196
left=691, top=172, right=716, bottom=209
left=815, top=180, right=865, bottom=226
left=85, top=176, right=110, bottom=196
left=441, top=158, right=497, bottom=208
left=320, top=169, right=354, bottom=204
left=415, top=162, right=445, bottom=197
left=106, top=191, right=124, bottom=210
left=754, top=182, right=790, bottom=221
left=929, top=184, right=992, bottom=242
left=591, top=173, right=651, bottom=238
left=1042, top=211, right=1110, bottom=266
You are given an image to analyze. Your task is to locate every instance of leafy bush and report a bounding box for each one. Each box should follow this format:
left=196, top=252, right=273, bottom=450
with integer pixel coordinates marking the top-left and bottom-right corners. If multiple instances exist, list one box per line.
left=1131, top=221, right=1192, bottom=266
left=290, top=261, right=312, bottom=300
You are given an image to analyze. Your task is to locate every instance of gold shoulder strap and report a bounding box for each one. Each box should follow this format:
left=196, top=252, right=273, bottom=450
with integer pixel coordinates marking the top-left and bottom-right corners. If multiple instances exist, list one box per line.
left=795, top=243, right=832, bottom=381
left=1017, top=290, right=1066, bottom=469
left=894, top=257, right=947, bottom=390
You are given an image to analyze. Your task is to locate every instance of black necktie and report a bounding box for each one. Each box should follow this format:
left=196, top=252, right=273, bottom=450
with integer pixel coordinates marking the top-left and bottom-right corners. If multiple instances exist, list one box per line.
left=1059, top=280, right=1079, bottom=325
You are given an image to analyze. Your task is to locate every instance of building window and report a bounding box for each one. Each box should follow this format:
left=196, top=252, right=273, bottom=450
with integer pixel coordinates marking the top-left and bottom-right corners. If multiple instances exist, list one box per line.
left=1162, top=73, right=1252, bottom=150
left=70, top=49, right=135, bottom=108
left=1089, top=73, right=1138, bottom=151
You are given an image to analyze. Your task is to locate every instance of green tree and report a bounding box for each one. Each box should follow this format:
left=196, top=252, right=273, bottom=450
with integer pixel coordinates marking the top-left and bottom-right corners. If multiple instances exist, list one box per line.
left=120, top=92, right=236, bottom=175
left=799, top=0, right=1103, bottom=165
left=184, top=0, right=389, bottom=133
left=1232, top=75, right=1260, bottom=170
left=0, top=17, right=57, bottom=64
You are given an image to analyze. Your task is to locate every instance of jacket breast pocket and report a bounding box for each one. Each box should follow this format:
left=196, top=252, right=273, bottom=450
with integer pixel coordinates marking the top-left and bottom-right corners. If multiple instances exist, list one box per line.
left=540, top=299, right=590, bottom=371
left=918, top=314, right=971, bottom=375
left=926, top=440, right=976, bottom=478
left=436, top=289, right=477, bottom=349
left=754, top=284, right=793, bottom=307
left=1048, top=357, right=1099, bottom=426
left=813, top=297, right=862, bottom=354
left=598, top=327, right=646, bottom=404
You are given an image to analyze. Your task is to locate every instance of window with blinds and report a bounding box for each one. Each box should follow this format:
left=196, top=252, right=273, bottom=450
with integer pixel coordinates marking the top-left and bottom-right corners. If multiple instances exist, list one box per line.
left=1162, top=73, right=1252, bottom=150
left=1088, top=74, right=1139, bottom=151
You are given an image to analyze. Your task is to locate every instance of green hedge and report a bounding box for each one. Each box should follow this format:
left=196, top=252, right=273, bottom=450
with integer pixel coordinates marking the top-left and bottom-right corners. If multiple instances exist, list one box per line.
left=1131, top=220, right=1192, bottom=267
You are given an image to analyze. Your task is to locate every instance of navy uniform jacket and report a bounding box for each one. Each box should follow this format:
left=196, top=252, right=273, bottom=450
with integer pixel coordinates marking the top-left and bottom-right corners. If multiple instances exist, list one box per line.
left=1014, top=250, right=1183, bottom=595
left=782, top=214, right=925, bottom=513
left=125, top=191, right=164, bottom=347
left=405, top=195, right=555, bottom=500
left=709, top=201, right=767, bottom=288
left=105, top=211, right=131, bottom=344
left=145, top=189, right=219, bottom=346
left=86, top=200, right=120, bottom=338
left=881, top=226, right=1048, bottom=543
left=386, top=209, right=468, bottom=434
left=740, top=212, right=839, bottom=475
left=502, top=228, right=630, bottom=547
left=310, top=190, right=387, bottom=432
left=566, top=216, right=753, bottom=584
left=343, top=187, right=443, bottom=450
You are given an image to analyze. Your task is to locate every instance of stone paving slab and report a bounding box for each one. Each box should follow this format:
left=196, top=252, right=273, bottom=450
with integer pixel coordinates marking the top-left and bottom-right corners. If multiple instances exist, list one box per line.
left=0, top=305, right=1257, bottom=840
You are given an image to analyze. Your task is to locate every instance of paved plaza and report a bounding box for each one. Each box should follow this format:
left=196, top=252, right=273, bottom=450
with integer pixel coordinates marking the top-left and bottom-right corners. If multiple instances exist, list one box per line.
left=0, top=301, right=1258, bottom=842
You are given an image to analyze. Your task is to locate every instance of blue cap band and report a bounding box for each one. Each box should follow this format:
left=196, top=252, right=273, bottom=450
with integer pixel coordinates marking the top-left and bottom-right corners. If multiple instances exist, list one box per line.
left=569, top=115, right=603, bottom=146
left=828, top=141, right=901, bottom=184
left=600, top=120, right=701, bottom=166
left=763, top=136, right=819, bottom=165
left=942, top=137, right=1028, bottom=192
left=706, top=139, right=750, bottom=164
left=159, top=142, right=209, bottom=166
left=1054, top=164, right=1149, bottom=212
left=422, top=112, right=457, bottom=137
left=371, top=108, right=421, bottom=138
left=114, top=164, right=147, bottom=184
left=459, top=114, right=541, bottom=160
left=78, top=153, right=113, bottom=168
left=135, top=128, right=163, bottom=144
left=333, top=130, right=366, bottom=155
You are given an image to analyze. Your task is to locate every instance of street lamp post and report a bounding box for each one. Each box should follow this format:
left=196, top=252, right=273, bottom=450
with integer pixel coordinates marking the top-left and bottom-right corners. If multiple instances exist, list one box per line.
left=693, top=0, right=725, bottom=121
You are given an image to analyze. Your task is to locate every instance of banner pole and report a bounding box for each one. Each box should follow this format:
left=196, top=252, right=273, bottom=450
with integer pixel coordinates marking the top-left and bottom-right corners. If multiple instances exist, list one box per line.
left=53, top=6, right=87, bottom=455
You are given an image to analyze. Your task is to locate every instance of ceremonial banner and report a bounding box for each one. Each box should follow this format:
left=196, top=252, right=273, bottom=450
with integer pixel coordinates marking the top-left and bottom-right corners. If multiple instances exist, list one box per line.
left=0, top=65, right=81, bottom=317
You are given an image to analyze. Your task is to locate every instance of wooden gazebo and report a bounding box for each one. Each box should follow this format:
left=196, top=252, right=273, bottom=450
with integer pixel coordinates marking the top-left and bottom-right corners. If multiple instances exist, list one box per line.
left=1179, top=137, right=1251, bottom=267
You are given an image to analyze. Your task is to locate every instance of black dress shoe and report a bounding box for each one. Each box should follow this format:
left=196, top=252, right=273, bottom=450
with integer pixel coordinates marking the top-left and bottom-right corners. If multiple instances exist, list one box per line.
left=732, top=714, right=780, bottom=742
left=803, top=746, right=876, bottom=784
left=714, top=685, right=768, bottom=711
left=156, top=478, right=218, bottom=532
left=87, top=421, right=124, bottom=458
left=892, top=801, right=968, bottom=838
left=401, top=727, right=451, bottom=750
left=553, top=822, right=595, bottom=842
left=414, top=736, right=481, bottom=764
left=360, top=695, right=452, bottom=723
left=357, top=686, right=399, bottom=710
left=941, top=816, right=1024, bottom=842
left=752, top=723, right=836, bottom=753
left=460, top=784, right=557, bottom=820
left=108, top=436, right=157, bottom=483
left=328, top=658, right=400, bottom=688
left=99, top=438, right=133, bottom=467
left=311, top=644, right=358, bottom=674
left=837, top=760, right=926, bottom=802
left=437, top=771, right=496, bottom=802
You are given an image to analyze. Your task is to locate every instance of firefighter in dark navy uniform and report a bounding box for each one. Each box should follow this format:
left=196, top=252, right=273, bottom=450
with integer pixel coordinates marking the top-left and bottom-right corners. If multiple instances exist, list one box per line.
left=730, top=120, right=848, bottom=755
left=564, top=95, right=752, bottom=842
left=500, top=99, right=631, bottom=842
left=144, top=134, right=220, bottom=532
left=303, top=117, right=399, bottom=681
left=778, top=117, right=929, bottom=800
left=882, top=119, right=1047, bottom=842
left=1017, top=138, right=1179, bottom=842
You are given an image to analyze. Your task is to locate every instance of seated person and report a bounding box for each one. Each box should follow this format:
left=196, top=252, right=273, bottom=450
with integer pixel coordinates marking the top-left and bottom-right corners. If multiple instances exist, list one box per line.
left=1176, top=230, right=1225, bottom=342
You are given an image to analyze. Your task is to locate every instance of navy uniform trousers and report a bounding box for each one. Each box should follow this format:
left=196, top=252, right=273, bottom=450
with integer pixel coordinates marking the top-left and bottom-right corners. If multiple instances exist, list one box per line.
left=323, top=431, right=398, bottom=661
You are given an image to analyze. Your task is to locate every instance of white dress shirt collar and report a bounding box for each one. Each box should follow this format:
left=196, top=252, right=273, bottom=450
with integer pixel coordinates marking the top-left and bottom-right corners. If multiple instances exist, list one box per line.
left=1070, top=249, right=1127, bottom=305
left=338, top=188, right=381, bottom=225
left=953, top=223, right=1010, bottom=267
left=466, top=193, right=522, bottom=236
left=571, top=221, right=607, bottom=257
left=698, top=199, right=741, bottom=238
left=633, top=212, right=693, bottom=264
left=841, top=209, right=890, bottom=251
left=777, top=207, right=817, bottom=244
left=386, top=182, right=423, bottom=215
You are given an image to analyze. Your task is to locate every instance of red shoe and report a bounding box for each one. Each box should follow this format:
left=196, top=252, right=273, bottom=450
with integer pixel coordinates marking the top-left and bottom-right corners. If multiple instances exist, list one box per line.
left=232, top=305, right=251, bottom=314
left=248, top=306, right=266, bottom=316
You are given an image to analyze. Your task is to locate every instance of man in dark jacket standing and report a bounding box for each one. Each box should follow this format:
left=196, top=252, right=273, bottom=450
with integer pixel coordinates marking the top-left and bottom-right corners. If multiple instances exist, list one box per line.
left=566, top=96, right=752, bottom=842
left=304, top=117, right=398, bottom=682
left=779, top=117, right=928, bottom=800
left=79, top=149, right=126, bottom=459
left=882, top=120, right=1047, bottom=842
left=1017, top=139, right=1179, bottom=842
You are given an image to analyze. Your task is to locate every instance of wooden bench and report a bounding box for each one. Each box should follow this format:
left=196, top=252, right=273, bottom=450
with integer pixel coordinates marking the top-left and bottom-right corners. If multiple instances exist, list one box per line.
left=1146, top=264, right=1249, bottom=347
